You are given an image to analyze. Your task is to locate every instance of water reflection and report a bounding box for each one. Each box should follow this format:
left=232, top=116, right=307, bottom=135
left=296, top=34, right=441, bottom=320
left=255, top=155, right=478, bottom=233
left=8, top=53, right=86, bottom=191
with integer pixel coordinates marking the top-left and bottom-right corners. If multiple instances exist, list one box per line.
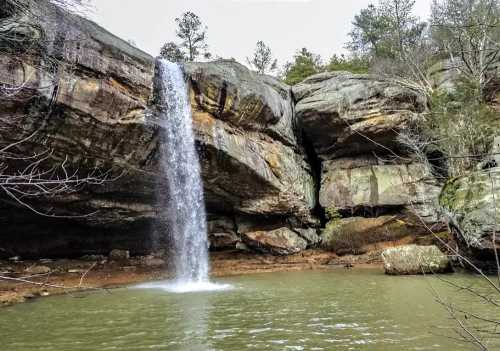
left=174, top=291, right=215, bottom=351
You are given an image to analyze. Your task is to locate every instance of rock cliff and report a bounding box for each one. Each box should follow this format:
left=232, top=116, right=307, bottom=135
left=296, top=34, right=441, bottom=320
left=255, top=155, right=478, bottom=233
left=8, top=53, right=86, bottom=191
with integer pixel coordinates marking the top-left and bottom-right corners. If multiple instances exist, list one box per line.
left=293, top=72, right=441, bottom=251
left=0, top=1, right=317, bottom=257
left=440, top=168, right=500, bottom=270
left=0, top=1, right=469, bottom=261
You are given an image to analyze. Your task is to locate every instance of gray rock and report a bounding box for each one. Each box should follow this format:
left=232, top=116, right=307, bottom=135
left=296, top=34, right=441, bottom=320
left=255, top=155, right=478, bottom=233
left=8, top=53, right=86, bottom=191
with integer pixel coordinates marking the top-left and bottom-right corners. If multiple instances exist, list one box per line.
left=207, top=217, right=240, bottom=250
left=293, top=71, right=426, bottom=160
left=184, top=60, right=297, bottom=147
left=25, top=265, right=51, bottom=275
left=322, top=216, right=424, bottom=255
left=140, top=256, right=165, bottom=267
left=382, top=245, right=451, bottom=275
left=0, top=2, right=318, bottom=256
left=293, top=228, right=321, bottom=245
left=185, top=60, right=317, bottom=223
left=440, top=167, right=500, bottom=268
left=241, top=227, right=308, bottom=255
left=320, top=157, right=440, bottom=223
left=80, top=255, right=106, bottom=262
left=430, top=59, right=500, bottom=97
left=235, top=242, right=250, bottom=251
left=209, top=233, right=240, bottom=250
left=109, top=249, right=130, bottom=261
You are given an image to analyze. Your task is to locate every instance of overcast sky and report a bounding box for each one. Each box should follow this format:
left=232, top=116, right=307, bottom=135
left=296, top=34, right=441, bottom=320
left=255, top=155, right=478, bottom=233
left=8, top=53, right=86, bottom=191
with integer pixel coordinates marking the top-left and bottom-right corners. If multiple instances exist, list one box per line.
left=88, top=0, right=432, bottom=67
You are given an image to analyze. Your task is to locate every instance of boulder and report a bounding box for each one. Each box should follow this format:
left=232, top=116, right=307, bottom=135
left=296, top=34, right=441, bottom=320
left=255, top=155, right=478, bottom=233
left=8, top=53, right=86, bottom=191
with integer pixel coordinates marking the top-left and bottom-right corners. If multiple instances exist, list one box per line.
left=293, top=228, right=321, bottom=246
left=185, top=61, right=297, bottom=147
left=293, top=71, right=426, bottom=160
left=382, top=245, right=451, bottom=275
left=241, top=227, right=308, bottom=255
left=24, top=265, right=51, bottom=275
left=440, top=168, right=500, bottom=268
left=322, top=216, right=424, bottom=255
left=293, top=71, right=440, bottom=229
left=207, top=217, right=240, bottom=250
left=109, top=249, right=130, bottom=261
left=139, top=256, right=165, bottom=268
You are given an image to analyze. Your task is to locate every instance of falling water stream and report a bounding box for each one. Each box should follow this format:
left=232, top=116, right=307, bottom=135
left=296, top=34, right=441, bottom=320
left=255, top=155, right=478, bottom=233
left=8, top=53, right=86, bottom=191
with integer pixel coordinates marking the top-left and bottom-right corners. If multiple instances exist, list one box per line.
left=142, top=59, right=229, bottom=293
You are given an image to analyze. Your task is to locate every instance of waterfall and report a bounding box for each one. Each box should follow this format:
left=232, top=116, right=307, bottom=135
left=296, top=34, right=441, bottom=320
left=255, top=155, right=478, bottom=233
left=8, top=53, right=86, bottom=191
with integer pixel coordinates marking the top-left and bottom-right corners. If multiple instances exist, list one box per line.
left=156, top=59, right=209, bottom=285
left=137, top=59, right=230, bottom=293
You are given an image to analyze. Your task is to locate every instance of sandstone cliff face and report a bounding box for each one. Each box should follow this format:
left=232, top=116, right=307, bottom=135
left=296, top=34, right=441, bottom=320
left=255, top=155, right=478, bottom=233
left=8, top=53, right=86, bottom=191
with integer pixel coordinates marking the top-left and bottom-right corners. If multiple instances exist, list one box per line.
left=294, top=72, right=440, bottom=224
left=185, top=61, right=316, bottom=223
left=0, top=1, right=160, bottom=257
left=440, top=168, right=500, bottom=270
left=1, top=1, right=459, bottom=260
left=293, top=71, right=427, bottom=159
left=0, top=1, right=317, bottom=257
left=293, top=72, right=442, bottom=252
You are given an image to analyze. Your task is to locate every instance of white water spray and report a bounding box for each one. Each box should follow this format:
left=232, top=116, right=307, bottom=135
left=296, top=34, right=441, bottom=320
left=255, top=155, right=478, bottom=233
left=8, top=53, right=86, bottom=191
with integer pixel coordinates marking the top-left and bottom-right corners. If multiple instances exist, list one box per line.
left=143, top=59, right=230, bottom=293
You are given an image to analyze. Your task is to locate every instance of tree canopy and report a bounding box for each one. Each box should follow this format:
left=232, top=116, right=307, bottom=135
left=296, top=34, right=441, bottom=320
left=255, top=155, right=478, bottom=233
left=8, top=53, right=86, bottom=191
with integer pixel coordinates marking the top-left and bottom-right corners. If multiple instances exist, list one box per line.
left=160, top=11, right=210, bottom=62
left=247, top=41, right=278, bottom=75
left=282, top=48, right=322, bottom=85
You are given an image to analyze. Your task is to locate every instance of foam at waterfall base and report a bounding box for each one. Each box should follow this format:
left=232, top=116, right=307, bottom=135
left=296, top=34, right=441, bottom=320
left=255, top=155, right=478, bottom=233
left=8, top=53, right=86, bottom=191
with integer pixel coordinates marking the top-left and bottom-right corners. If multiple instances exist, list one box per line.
left=136, top=280, right=233, bottom=293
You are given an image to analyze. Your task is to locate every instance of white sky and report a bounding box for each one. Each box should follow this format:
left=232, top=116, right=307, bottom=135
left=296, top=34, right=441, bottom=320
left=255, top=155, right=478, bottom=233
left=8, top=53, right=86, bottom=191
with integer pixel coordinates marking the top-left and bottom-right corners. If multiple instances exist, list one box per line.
left=88, top=0, right=432, bottom=66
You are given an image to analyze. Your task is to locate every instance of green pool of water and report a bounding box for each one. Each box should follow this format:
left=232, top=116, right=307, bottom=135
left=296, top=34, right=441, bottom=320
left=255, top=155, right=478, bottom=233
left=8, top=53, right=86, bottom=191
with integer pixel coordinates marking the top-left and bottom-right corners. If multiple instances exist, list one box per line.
left=1, top=268, right=497, bottom=350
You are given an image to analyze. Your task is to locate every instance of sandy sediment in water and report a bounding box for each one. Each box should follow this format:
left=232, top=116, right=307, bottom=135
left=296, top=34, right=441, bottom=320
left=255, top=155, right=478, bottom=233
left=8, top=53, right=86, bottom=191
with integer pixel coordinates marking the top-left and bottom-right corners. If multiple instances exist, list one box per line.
left=0, top=249, right=387, bottom=307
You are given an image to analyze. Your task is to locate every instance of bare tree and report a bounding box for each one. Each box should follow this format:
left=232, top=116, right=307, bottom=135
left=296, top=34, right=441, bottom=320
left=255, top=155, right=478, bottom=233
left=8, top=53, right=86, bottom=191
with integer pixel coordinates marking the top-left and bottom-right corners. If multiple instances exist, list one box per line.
left=349, top=0, right=436, bottom=98
left=431, top=0, right=500, bottom=99
left=0, top=0, right=112, bottom=217
left=247, top=40, right=278, bottom=75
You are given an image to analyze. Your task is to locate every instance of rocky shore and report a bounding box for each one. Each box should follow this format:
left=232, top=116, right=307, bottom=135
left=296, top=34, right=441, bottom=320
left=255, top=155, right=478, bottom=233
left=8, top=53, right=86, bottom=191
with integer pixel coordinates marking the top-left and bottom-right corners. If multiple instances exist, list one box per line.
left=1, top=229, right=449, bottom=307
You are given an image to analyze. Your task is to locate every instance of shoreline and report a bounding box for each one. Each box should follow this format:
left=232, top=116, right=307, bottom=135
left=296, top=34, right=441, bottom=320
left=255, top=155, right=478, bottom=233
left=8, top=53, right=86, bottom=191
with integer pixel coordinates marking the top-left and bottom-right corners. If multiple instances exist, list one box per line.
left=0, top=249, right=384, bottom=306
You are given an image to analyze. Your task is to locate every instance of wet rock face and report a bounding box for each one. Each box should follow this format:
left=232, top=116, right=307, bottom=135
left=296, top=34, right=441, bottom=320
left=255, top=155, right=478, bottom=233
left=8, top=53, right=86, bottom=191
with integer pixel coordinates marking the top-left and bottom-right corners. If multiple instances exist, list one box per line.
left=440, top=168, right=500, bottom=269
left=382, top=245, right=452, bottom=275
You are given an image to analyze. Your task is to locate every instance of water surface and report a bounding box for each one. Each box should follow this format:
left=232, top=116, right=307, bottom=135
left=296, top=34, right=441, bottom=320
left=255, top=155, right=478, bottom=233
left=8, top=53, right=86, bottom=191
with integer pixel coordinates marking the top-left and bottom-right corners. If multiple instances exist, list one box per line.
left=1, top=269, right=497, bottom=350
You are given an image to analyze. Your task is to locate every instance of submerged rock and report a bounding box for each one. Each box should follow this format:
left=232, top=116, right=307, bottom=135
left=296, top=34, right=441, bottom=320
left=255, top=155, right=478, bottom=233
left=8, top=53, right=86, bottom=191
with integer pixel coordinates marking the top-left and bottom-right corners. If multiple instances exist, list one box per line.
left=241, top=227, right=308, bottom=255
left=382, top=245, right=451, bottom=275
